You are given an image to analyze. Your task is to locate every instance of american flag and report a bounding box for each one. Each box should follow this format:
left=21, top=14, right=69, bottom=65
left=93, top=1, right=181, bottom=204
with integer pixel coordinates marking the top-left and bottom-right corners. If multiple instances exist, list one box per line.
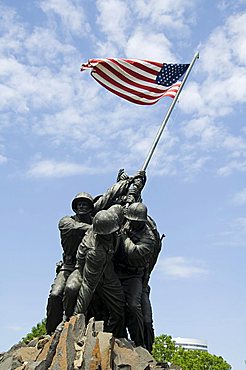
left=81, top=58, right=189, bottom=105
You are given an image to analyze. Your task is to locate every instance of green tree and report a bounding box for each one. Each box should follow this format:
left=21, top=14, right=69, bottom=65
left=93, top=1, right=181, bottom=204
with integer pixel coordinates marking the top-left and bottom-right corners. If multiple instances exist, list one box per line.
left=152, top=334, right=176, bottom=362
left=172, top=347, right=231, bottom=370
left=152, top=334, right=231, bottom=370
left=22, top=319, right=47, bottom=344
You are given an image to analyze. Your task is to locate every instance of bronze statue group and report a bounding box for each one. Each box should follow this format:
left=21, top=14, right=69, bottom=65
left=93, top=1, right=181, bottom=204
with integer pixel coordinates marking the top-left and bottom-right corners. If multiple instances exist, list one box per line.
left=45, top=169, right=163, bottom=352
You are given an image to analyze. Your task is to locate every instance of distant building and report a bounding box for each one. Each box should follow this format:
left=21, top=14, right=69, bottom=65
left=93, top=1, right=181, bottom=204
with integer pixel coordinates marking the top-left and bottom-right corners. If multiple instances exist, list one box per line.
left=173, top=337, right=208, bottom=352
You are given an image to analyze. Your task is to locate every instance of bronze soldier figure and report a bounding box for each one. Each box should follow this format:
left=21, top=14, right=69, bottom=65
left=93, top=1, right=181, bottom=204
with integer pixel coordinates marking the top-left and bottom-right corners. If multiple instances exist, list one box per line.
left=71, top=208, right=126, bottom=338
left=46, top=177, right=135, bottom=334
left=142, top=215, right=163, bottom=352
left=46, top=192, right=93, bottom=334
left=114, top=202, right=156, bottom=347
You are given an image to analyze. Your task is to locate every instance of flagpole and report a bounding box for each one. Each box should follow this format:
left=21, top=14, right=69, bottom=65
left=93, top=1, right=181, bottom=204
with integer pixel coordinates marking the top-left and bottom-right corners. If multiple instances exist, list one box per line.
left=141, top=51, right=199, bottom=171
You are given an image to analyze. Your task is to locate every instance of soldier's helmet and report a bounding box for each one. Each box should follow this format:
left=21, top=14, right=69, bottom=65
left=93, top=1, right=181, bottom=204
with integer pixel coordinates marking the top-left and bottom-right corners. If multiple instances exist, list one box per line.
left=124, top=202, right=147, bottom=222
left=72, top=192, right=94, bottom=214
left=93, top=210, right=119, bottom=235
left=108, top=204, right=125, bottom=226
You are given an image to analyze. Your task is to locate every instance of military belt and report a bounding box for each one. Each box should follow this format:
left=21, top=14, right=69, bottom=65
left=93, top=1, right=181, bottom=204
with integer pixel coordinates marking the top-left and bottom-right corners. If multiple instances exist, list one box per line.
left=116, top=263, right=145, bottom=274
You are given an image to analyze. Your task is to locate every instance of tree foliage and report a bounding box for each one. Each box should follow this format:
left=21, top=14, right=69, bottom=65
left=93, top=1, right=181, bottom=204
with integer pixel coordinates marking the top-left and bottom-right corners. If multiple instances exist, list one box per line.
left=152, top=334, right=231, bottom=370
left=152, top=334, right=176, bottom=362
left=22, top=319, right=47, bottom=344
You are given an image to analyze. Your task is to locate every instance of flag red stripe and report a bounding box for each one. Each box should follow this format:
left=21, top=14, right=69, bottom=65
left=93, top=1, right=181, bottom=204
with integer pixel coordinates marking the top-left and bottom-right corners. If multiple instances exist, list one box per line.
left=94, top=63, right=168, bottom=94
left=92, top=71, right=164, bottom=101
left=108, top=60, right=157, bottom=83
left=92, top=72, right=181, bottom=103
left=120, top=58, right=163, bottom=68
left=108, top=58, right=161, bottom=76
left=82, top=58, right=163, bottom=70
left=90, top=58, right=163, bottom=74
left=92, top=75, right=159, bottom=105
left=142, top=60, right=163, bottom=68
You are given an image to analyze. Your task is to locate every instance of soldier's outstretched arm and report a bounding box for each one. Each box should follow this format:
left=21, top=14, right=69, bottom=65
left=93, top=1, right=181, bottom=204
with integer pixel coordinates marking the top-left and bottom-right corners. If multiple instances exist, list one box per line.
left=59, top=216, right=91, bottom=233
left=125, top=170, right=147, bottom=204
left=93, top=178, right=133, bottom=213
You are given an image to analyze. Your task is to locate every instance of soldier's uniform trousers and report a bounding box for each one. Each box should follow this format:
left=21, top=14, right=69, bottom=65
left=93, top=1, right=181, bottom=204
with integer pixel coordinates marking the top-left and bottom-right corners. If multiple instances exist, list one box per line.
left=116, top=265, right=145, bottom=347
left=64, top=263, right=125, bottom=339
left=142, top=284, right=155, bottom=352
left=46, top=267, right=73, bottom=334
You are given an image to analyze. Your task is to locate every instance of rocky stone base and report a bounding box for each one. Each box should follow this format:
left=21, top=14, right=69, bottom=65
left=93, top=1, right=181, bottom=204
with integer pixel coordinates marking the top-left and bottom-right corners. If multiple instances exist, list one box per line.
left=0, top=315, right=180, bottom=370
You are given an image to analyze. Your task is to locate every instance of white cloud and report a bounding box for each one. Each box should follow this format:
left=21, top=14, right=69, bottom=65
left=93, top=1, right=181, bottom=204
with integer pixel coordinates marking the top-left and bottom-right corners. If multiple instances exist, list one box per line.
left=157, top=256, right=208, bottom=279
left=27, top=159, right=100, bottom=178
left=180, top=83, right=204, bottom=115
left=94, top=0, right=196, bottom=58
left=218, top=0, right=245, bottom=11
left=0, top=154, right=7, bottom=164
left=39, top=0, right=90, bottom=36
left=0, top=4, right=26, bottom=54
left=93, top=40, right=119, bottom=58
left=199, top=12, right=246, bottom=104
left=33, top=107, right=109, bottom=151
left=226, top=13, right=246, bottom=65
left=125, top=30, right=174, bottom=61
left=24, top=27, right=76, bottom=65
left=179, top=10, right=246, bottom=177
left=181, top=116, right=224, bottom=149
left=180, top=155, right=210, bottom=180
left=96, top=0, right=131, bottom=47
left=232, top=188, right=246, bottom=205
left=178, top=115, right=246, bottom=178
left=0, top=4, right=85, bottom=116
left=0, top=55, right=81, bottom=113
left=133, top=0, right=196, bottom=35
left=217, top=160, right=246, bottom=176
left=6, top=325, right=25, bottom=332
left=182, top=74, right=246, bottom=119
left=181, top=12, right=246, bottom=119
left=210, top=217, right=246, bottom=248
left=223, top=134, right=246, bottom=152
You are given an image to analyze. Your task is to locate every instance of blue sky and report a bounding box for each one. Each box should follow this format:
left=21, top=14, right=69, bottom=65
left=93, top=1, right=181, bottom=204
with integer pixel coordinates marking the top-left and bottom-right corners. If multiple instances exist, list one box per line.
left=0, top=0, right=245, bottom=369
